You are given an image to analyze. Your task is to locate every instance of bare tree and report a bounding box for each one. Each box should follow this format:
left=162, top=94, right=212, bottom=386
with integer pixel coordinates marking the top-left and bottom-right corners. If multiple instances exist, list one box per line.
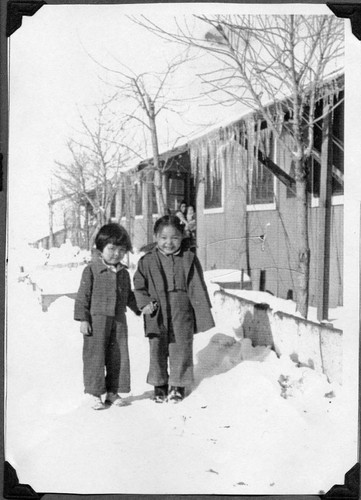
left=91, top=50, right=194, bottom=216
left=53, top=100, right=133, bottom=249
left=134, top=14, right=344, bottom=318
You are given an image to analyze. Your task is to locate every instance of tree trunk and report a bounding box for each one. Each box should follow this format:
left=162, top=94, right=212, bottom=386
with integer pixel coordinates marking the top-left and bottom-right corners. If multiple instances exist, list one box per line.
left=144, top=171, right=154, bottom=244
left=84, top=206, right=90, bottom=250
left=147, top=96, right=165, bottom=216
left=295, top=159, right=310, bottom=318
left=48, top=201, right=54, bottom=249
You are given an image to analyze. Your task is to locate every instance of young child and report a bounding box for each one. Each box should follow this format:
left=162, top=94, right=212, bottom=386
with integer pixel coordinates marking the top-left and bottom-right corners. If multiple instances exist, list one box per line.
left=133, top=215, right=215, bottom=404
left=185, top=204, right=196, bottom=250
left=74, top=223, right=140, bottom=410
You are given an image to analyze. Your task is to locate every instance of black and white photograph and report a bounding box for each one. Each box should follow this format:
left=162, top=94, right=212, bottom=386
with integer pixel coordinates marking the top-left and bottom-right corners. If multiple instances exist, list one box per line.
left=2, top=1, right=360, bottom=497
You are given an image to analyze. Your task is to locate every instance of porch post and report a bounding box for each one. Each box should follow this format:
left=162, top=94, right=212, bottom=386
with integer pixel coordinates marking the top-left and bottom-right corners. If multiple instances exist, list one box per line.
left=317, top=101, right=333, bottom=321
left=196, top=179, right=207, bottom=269
left=143, top=170, right=153, bottom=244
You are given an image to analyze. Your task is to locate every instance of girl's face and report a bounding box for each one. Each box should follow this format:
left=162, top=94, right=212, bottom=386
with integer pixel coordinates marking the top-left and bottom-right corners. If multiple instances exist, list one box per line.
left=101, top=243, right=126, bottom=265
left=156, top=225, right=183, bottom=255
left=180, top=203, right=187, bottom=213
left=187, top=206, right=194, bottom=218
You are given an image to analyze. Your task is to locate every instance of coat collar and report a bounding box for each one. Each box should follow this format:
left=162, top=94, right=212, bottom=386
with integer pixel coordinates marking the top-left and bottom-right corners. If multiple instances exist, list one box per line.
left=91, top=252, right=127, bottom=274
left=151, top=244, right=194, bottom=279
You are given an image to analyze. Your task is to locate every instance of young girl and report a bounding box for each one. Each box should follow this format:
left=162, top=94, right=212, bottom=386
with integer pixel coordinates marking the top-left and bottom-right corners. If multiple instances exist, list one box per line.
left=175, top=200, right=188, bottom=228
left=74, top=223, right=140, bottom=410
left=133, top=215, right=215, bottom=404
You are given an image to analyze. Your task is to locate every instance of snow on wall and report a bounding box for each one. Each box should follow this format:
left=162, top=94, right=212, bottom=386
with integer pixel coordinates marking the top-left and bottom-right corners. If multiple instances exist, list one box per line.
left=213, top=289, right=342, bottom=385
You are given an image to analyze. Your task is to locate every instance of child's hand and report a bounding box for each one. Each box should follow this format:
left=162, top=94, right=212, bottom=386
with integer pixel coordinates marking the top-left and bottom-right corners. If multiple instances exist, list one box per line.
left=80, top=321, right=92, bottom=336
left=142, top=301, right=158, bottom=315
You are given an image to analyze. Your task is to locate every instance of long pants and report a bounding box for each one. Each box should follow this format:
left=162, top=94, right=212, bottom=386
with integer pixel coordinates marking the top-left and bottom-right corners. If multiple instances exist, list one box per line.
left=83, top=314, right=130, bottom=396
left=147, top=291, right=194, bottom=388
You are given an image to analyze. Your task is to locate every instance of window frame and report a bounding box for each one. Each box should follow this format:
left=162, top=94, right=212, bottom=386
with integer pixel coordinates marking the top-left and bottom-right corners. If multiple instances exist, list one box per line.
left=246, top=135, right=277, bottom=212
left=203, top=159, right=225, bottom=214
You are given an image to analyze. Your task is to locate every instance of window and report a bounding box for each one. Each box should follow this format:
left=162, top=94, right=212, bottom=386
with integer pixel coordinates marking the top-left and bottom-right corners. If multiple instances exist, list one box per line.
left=135, top=182, right=143, bottom=216
left=121, top=185, right=126, bottom=217
left=168, top=173, right=186, bottom=212
left=152, top=184, right=158, bottom=215
left=169, top=177, right=184, bottom=196
left=247, top=128, right=276, bottom=209
left=204, top=160, right=222, bottom=210
left=308, top=156, right=321, bottom=198
left=331, top=91, right=344, bottom=197
left=247, top=162, right=275, bottom=205
left=110, top=194, right=116, bottom=218
left=309, top=92, right=344, bottom=201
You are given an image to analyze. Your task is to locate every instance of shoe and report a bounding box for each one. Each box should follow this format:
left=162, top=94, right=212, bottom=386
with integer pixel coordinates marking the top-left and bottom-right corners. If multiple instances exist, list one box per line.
left=87, top=395, right=106, bottom=410
left=105, top=392, right=125, bottom=407
left=168, top=386, right=185, bottom=404
left=153, top=385, right=168, bottom=404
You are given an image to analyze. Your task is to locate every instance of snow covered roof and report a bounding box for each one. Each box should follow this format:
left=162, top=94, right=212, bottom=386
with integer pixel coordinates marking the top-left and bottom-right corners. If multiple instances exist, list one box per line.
left=129, top=70, right=344, bottom=172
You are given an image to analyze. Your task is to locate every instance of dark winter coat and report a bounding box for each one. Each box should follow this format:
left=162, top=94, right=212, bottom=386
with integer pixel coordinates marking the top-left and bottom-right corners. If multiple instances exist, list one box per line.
left=74, top=254, right=140, bottom=323
left=133, top=246, right=215, bottom=337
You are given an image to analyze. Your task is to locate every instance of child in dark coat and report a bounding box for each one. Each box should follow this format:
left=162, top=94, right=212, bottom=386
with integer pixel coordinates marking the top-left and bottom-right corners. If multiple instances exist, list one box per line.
left=74, top=223, right=140, bottom=410
left=133, top=215, right=215, bottom=404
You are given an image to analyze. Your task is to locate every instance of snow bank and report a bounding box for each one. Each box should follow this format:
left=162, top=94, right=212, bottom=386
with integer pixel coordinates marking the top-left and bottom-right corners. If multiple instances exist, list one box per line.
left=5, top=260, right=356, bottom=495
left=212, top=288, right=343, bottom=384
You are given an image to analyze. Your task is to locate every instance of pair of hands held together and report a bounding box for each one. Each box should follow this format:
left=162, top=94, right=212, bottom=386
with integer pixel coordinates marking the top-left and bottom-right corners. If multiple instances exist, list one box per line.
left=80, top=301, right=158, bottom=336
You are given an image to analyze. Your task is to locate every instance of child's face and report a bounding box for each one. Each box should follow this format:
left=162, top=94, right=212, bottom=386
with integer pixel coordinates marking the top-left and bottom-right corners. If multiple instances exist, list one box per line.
left=156, top=225, right=183, bottom=255
left=101, top=243, right=126, bottom=265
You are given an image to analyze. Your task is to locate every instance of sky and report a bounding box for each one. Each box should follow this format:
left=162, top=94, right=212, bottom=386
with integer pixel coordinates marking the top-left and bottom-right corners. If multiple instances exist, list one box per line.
left=7, top=2, right=345, bottom=245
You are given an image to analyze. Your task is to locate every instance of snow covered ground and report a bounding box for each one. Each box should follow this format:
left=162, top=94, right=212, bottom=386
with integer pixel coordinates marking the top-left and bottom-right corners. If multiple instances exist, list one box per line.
left=5, top=245, right=358, bottom=495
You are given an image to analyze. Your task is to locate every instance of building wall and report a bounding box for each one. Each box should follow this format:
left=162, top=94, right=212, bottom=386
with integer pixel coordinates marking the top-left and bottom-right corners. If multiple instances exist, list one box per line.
left=196, top=148, right=343, bottom=309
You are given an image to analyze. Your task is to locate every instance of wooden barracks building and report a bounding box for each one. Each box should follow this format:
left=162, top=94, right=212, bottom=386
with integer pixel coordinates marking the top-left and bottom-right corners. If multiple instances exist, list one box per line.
left=117, top=72, right=344, bottom=310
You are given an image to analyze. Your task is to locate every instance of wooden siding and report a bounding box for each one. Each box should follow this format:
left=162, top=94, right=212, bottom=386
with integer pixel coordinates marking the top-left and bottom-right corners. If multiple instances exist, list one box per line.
left=196, top=129, right=343, bottom=308
left=197, top=162, right=343, bottom=308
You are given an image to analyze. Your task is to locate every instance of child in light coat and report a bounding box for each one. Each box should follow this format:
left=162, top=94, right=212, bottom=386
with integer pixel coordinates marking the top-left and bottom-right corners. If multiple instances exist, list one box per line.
left=133, top=215, right=214, bottom=403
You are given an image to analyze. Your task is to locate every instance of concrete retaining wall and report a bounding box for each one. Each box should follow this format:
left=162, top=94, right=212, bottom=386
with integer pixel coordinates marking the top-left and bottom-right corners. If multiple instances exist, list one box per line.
left=213, top=289, right=343, bottom=385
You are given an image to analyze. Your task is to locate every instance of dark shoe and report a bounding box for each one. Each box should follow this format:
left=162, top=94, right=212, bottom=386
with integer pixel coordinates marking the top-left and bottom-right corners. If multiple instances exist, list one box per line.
left=105, top=392, right=126, bottom=407
left=168, top=386, right=185, bottom=404
left=153, top=385, right=168, bottom=403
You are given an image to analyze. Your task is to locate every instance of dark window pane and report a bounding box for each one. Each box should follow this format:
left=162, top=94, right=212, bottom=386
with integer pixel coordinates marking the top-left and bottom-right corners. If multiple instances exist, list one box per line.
left=204, top=161, right=222, bottom=209
left=110, top=195, right=116, bottom=218
left=247, top=162, right=274, bottom=205
left=135, top=183, right=142, bottom=216
left=152, top=184, right=158, bottom=214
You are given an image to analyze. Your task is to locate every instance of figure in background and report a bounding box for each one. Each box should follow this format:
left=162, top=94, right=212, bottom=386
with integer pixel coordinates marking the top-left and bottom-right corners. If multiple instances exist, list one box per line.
left=175, top=200, right=188, bottom=228
left=185, top=204, right=196, bottom=250
left=133, top=215, right=215, bottom=404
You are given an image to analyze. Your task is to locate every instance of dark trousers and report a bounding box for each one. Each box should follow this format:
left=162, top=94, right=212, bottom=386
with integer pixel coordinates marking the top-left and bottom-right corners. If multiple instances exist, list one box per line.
left=83, top=314, right=130, bottom=396
left=147, top=291, right=194, bottom=388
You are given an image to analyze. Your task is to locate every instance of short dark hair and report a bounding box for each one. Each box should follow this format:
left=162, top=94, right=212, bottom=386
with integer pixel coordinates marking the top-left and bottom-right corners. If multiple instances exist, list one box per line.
left=154, top=215, right=184, bottom=236
left=95, top=223, right=132, bottom=252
